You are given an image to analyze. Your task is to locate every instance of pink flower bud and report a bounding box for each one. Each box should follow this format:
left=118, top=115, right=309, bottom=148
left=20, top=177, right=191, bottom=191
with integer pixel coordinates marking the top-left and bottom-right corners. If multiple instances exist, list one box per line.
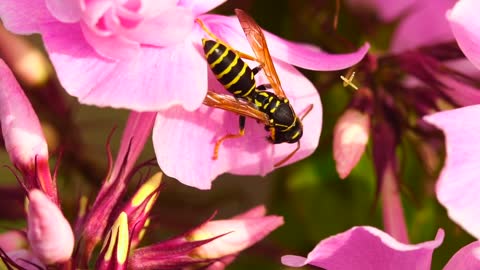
left=0, top=59, right=48, bottom=171
left=333, top=109, right=370, bottom=179
left=27, top=189, right=74, bottom=264
left=0, top=59, right=56, bottom=202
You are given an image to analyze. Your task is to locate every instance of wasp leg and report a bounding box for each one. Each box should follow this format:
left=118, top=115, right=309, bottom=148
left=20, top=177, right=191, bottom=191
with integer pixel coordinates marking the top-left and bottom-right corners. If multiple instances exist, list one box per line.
left=212, top=116, right=246, bottom=160
left=252, top=65, right=263, bottom=75
left=234, top=50, right=261, bottom=63
left=257, top=84, right=272, bottom=91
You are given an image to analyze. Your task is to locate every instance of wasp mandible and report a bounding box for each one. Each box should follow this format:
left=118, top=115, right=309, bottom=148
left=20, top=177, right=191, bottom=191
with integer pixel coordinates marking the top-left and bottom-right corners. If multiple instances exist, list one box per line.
left=197, top=9, right=313, bottom=167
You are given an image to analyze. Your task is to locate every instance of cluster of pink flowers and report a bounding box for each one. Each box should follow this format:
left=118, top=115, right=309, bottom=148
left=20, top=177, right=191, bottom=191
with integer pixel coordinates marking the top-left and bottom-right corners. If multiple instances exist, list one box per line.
left=0, top=0, right=479, bottom=269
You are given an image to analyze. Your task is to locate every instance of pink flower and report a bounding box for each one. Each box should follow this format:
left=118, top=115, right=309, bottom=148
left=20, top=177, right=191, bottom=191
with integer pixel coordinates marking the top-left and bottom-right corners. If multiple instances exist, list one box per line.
left=282, top=226, right=480, bottom=270
left=447, top=0, right=480, bottom=71
left=153, top=13, right=369, bottom=189
left=424, top=106, right=480, bottom=239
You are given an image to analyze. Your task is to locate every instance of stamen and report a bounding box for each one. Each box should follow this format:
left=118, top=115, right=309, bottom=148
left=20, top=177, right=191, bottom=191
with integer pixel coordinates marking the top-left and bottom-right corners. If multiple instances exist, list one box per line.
left=341, top=71, right=358, bottom=90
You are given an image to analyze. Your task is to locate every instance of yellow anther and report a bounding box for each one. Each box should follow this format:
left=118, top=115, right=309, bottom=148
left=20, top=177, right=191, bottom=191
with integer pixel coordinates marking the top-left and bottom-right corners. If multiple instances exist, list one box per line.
left=103, top=212, right=129, bottom=263
left=132, top=172, right=163, bottom=207
left=341, top=71, right=358, bottom=90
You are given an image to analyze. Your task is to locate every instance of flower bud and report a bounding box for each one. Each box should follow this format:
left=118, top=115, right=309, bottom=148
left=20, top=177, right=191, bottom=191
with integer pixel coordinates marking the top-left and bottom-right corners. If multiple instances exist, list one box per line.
left=333, top=109, right=370, bottom=179
left=27, top=189, right=74, bottom=264
left=0, top=59, right=56, bottom=202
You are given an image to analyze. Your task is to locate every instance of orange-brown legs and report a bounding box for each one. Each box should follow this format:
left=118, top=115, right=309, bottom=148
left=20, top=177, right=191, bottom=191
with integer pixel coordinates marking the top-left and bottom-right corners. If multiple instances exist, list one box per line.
left=212, top=116, right=246, bottom=160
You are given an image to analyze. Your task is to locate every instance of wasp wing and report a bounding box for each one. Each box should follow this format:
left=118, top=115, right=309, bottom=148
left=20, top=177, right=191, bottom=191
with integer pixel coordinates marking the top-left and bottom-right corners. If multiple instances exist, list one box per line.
left=203, top=91, right=270, bottom=124
left=235, top=9, right=287, bottom=98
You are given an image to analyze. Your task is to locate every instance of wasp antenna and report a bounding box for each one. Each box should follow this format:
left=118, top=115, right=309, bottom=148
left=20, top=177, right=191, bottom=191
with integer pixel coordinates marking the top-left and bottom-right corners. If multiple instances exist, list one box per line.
left=341, top=71, right=358, bottom=90
left=274, top=141, right=301, bottom=167
left=300, top=104, right=314, bottom=121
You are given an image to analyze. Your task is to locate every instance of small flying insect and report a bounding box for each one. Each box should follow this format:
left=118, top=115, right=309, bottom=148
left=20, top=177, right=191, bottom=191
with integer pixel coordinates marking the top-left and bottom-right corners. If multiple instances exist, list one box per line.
left=197, top=9, right=313, bottom=167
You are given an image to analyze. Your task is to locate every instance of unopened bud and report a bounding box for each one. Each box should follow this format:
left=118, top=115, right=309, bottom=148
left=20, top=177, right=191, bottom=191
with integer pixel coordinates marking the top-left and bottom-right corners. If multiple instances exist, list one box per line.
left=333, top=110, right=370, bottom=179
left=27, top=189, right=74, bottom=264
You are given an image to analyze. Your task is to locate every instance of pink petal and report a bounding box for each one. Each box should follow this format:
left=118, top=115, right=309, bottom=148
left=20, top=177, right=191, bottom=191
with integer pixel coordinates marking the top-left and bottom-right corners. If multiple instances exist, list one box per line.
left=154, top=61, right=322, bottom=190
left=190, top=216, right=284, bottom=259
left=45, top=0, right=82, bottom=23
left=179, top=0, right=228, bottom=16
left=80, top=21, right=141, bottom=60
left=139, top=0, right=180, bottom=17
left=390, top=0, right=456, bottom=52
left=447, top=0, right=480, bottom=71
left=381, top=165, right=409, bottom=243
left=109, top=112, right=156, bottom=185
left=281, top=226, right=444, bottom=269
left=231, top=205, right=267, bottom=219
left=444, top=241, right=480, bottom=270
left=121, top=6, right=194, bottom=47
left=27, top=189, right=74, bottom=264
left=41, top=22, right=207, bottom=111
left=199, top=14, right=369, bottom=71
left=424, top=106, right=480, bottom=239
left=0, top=0, right=55, bottom=34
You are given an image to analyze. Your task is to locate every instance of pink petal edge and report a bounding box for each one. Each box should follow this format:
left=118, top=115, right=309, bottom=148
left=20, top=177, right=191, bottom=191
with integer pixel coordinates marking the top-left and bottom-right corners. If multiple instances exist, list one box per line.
left=199, top=14, right=370, bottom=71
left=41, top=22, right=207, bottom=111
left=447, top=0, right=480, bottom=71
left=444, top=241, right=480, bottom=270
left=424, top=106, right=480, bottom=239
left=45, top=0, right=82, bottom=23
left=282, top=226, right=444, bottom=269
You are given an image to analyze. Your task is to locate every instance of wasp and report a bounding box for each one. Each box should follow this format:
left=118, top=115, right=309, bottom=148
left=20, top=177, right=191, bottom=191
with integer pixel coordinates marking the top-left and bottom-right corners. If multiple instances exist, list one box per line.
left=197, top=9, right=313, bottom=167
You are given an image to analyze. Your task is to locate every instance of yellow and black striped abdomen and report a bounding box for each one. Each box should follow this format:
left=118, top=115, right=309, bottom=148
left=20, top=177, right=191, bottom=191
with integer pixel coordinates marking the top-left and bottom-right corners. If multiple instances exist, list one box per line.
left=202, top=39, right=256, bottom=100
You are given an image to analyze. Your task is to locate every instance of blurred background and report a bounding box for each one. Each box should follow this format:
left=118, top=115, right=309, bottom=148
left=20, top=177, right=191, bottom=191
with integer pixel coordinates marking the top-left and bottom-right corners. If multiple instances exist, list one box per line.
left=0, top=0, right=474, bottom=269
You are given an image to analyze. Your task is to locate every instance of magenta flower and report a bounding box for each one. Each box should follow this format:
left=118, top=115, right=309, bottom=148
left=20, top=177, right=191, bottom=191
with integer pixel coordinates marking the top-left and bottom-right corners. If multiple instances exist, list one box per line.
left=424, top=106, right=480, bottom=239
left=448, top=0, right=480, bottom=70
left=282, top=226, right=480, bottom=270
